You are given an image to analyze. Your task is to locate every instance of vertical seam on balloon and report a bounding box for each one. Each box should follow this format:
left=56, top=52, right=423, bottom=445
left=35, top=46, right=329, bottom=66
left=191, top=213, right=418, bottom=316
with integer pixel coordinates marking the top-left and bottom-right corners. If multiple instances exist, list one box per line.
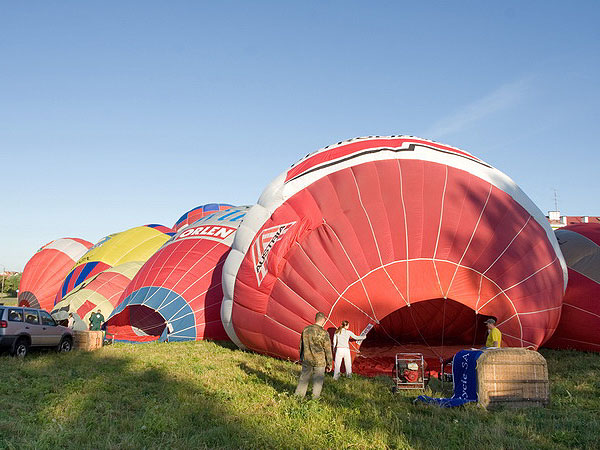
left=322, top=223, right=360, bottom=277
left=176, top=256, right=225, bottom=298
left=138, top=242, right=195, bottom=310
left=396, top=160, right=410, bottom=304
left=150, top=240, right=219, bottom=310
left=178, top=283, right=223, bottom=315
left=476, top=275, right=484, bottom=316
left=322, top=222, right=379, bottom=322
left=158, top=297, right=192, bottom=323
left=347, top=169, right=380, bottom=320
left=350, top=166, right=410, bottom=308
left=481, top=216, right=532, bottom=276
left=295, top=243, right=344, bottom=298
left=275, top=277, right=320, bottom=313
left=275, top=275, right=350, bottom=332
left=189, top=298, right=222, bottom=314
left=350, top=168, right=405, bottom=314
left=477, top=257, right=558, bottom=311
left=349, top=168, right=384, bottom=265
left=273, top=275, right=342, bottom=333
left=445, top=183, right=493, bottom=298
left=432, top=165, right=448, bottom=298
left=137, top=238, right=186, bottom=296
left=477, top=257, right=560, bottom=344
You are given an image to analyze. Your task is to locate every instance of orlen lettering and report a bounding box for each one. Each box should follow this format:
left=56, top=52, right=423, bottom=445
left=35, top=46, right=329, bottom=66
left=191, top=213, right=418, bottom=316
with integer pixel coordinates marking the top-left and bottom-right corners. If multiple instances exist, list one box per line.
left=176, top=225, right=237, bottom=241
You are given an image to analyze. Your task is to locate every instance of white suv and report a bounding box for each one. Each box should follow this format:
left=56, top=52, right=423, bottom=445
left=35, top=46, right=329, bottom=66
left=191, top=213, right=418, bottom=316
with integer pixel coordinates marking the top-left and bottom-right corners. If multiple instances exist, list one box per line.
left=0, top=306, right=73, bottom=357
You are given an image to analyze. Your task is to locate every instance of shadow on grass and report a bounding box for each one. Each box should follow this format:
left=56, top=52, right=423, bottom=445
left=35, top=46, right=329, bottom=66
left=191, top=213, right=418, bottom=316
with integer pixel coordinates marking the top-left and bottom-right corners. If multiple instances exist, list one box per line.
left=0, top=348, right=305, bottom=449
left=1, top=344, right=599, bottom=449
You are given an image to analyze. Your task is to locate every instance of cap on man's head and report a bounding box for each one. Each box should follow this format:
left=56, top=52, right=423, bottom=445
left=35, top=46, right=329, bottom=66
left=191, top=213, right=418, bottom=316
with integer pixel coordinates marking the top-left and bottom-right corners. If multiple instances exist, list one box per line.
left=484, top=318, right=496, bottom=324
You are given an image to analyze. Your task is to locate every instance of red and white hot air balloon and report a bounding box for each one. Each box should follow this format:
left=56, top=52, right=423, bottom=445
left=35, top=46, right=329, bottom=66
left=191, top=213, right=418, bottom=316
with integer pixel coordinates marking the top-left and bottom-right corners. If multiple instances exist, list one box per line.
left=545, top=223, right=600, bottom=352
left=19, top=238, right=93, bottom=311
left=222, top=136, right=567, bottom=374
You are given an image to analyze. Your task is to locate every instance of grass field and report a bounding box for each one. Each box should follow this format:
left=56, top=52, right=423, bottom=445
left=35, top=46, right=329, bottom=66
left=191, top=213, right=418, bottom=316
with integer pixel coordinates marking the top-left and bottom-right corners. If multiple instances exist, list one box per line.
left=1, top=341, right=599, bottom=449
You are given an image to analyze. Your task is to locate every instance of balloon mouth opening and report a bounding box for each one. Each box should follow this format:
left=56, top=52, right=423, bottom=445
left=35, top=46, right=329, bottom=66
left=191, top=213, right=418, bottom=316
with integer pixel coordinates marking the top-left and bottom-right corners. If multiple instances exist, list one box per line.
left=17, top=291, right=39, bottom=309
left=354, top=298, right=494, bottom=377
left=126, top=304, right=167, bottom=337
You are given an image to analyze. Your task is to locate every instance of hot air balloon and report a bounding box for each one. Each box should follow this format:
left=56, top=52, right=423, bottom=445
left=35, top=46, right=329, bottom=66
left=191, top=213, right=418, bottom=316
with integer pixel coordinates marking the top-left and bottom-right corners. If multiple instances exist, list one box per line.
left=222, top=136, right=567, bottom=374
left=173, top=203, right=234, bottom=232
left=106, top=207, right=248, bottom=342
left=55, top=224, right=174, bottom=305
left=545, top=223, right=600, bottom=352
left=51, top=261, right=144, bottom=326
left=18, top=238, right=93, bottom=311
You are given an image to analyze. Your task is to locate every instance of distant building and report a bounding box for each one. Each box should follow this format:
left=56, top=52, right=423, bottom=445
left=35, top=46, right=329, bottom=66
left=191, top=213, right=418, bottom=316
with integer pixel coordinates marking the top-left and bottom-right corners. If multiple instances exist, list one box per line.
left=0, top=271, right=19, bottom=277
left=547, top=211, right=600, bottom=230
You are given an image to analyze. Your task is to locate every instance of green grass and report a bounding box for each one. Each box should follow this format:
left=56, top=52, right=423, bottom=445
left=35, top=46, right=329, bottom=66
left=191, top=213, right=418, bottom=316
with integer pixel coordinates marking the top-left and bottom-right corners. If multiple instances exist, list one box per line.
left=1, top=342, right=599, bottom=449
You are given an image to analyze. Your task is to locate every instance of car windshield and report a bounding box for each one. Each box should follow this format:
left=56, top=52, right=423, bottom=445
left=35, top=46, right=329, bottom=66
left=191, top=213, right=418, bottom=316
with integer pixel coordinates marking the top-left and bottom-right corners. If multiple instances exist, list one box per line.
left=40, top=311, right=56, bottom=326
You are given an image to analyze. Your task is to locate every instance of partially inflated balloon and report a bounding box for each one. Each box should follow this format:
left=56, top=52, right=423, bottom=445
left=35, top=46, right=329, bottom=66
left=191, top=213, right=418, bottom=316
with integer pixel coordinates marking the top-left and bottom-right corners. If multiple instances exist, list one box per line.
left=106, top=207, right=248, bottom=342
left=52, top=261, right=144, bottom=325
left=55, top=224, right=174, bottom=305
left=222, top=136, right=566, bottom=372
left=18, top=238, right=93, bottom=311
left=173, top=203, right=233, bottom=232
left=545, top=224, right=600, bottom=352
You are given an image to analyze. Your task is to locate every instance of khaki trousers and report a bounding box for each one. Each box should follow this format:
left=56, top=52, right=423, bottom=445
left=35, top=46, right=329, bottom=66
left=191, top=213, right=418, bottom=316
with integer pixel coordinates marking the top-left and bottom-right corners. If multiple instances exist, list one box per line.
left=295, top=362, right=325, bottom=399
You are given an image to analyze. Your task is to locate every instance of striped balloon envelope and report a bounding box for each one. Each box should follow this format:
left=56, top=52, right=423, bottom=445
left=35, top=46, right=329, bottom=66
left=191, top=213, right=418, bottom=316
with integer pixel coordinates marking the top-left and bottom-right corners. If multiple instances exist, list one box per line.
left=222, top=136, right=567, bottom=373
left=18, top=238, right=93, bottom=311
left=55, top=224, right=174, bottom=305
left=545, top=223, right=600, bottom=352
left=173, top=203, right=234, bottom=232
left=106, top=206, right=249, bottom=343
left=51, top=261, right=144, bottom=325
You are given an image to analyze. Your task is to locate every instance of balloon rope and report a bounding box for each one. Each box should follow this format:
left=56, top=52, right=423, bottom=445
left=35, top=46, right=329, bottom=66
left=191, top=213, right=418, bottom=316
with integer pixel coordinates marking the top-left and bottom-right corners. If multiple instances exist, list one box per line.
left=472, top=311, right=479, bottom=347
left=406, top=304, right=442, bottom=360
left=440, top=297, right=447, bottom=363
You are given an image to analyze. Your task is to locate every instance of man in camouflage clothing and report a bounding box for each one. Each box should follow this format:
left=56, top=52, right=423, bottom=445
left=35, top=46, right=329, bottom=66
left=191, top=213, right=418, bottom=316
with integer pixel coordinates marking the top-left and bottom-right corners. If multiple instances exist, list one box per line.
left=294, top=312, right=333, bottom=399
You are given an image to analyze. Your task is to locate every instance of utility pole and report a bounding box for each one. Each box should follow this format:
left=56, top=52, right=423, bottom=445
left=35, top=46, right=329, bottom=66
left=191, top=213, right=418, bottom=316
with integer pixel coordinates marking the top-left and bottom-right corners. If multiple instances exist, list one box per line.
left=1, top=265, right=5, bottom=296
left=554, top=189, right=559, bottom=212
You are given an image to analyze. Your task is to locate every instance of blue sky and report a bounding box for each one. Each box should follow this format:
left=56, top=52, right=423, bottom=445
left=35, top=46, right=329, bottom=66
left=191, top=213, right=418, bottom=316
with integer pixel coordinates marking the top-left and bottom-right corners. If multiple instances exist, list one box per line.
left=1, top=1, right=599, bottom=271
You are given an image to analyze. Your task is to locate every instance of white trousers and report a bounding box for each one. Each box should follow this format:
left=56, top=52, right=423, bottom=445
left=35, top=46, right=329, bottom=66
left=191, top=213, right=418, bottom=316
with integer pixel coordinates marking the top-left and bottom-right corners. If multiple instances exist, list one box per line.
left=333, top=348, right=352, bottom=380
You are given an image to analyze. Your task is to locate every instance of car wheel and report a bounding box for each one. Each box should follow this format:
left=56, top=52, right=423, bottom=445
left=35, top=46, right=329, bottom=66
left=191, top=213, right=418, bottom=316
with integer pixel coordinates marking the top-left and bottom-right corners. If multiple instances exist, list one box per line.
left=57, top=337, right=73, bottom=353
left=12, top=338, right=29, bottom=358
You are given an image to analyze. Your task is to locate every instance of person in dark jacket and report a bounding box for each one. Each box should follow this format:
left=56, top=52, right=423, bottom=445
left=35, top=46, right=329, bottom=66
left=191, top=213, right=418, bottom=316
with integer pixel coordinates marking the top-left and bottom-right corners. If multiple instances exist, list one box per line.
left=294, top=312, right=333, bottom=399
left=89, top=309, right=105, bottom=331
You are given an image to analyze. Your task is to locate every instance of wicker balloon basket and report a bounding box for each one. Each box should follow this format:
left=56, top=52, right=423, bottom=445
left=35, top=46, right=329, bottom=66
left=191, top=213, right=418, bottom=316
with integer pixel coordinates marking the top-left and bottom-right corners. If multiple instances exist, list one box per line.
left=73, top=330, right=104, bottom=351
left=476, top=348, right=549, bottom=409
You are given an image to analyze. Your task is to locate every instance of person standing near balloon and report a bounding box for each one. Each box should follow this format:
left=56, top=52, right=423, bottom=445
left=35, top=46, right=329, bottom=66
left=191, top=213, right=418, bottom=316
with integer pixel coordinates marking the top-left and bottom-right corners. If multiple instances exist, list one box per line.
left=332, top=320, right=366, bottom=380
left=89, top=309, right=105, bottom=331
left=294, top=312, right=333, bottom=399
left=484, top=318, right=502, bottom=348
